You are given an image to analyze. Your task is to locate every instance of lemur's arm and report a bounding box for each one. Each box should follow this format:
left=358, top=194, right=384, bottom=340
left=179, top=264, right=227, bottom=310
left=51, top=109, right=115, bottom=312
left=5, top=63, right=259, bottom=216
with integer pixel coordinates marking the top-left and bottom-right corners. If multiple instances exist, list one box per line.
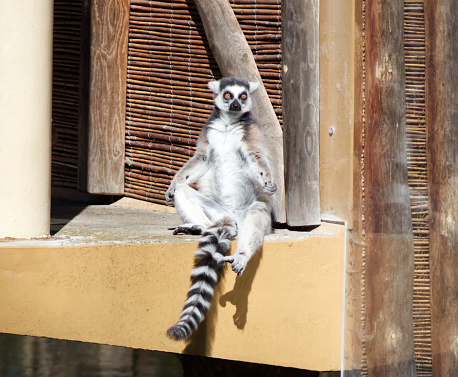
left=250, top=149, right=277, bottom=195
left=244, top=124, right=277, bottom=195
left=165, top=133, right=209, bottom=206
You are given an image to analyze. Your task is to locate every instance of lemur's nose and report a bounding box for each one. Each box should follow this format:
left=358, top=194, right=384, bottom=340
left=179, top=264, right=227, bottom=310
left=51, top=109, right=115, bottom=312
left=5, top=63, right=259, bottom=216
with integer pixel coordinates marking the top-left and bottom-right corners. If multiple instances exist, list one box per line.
left=229, top=100, right=241, bottom=111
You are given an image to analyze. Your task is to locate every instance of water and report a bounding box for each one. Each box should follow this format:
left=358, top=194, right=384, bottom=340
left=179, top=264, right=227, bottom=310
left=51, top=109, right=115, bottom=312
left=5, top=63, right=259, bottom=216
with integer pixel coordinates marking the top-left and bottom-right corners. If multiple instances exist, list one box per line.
left=0, top=334, right=183, bottom=377
left=0, top=334, right=331, bottom=377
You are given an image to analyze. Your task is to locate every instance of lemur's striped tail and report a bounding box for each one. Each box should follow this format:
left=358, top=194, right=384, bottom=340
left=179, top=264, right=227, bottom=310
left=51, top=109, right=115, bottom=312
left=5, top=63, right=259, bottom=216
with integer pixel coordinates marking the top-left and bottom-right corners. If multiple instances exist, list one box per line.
left=167, top=218, right=236, bottom=341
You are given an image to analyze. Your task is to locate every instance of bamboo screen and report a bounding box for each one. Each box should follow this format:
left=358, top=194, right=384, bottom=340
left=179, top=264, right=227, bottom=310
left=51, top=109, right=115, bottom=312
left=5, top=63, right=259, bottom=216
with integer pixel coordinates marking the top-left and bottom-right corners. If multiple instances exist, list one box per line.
left=404, top=1, right=431, bottom=375
left=51, top=0, right=82, bottom=188
left=124, top=0, right=282, bottom=205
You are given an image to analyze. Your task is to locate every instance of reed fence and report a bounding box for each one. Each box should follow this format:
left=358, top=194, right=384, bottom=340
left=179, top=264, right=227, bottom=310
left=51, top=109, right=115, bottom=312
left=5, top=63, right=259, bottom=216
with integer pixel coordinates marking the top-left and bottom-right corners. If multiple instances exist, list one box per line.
left=124, top=0, right=282, bottom=205
left=51, top=0, right=82, bottom=188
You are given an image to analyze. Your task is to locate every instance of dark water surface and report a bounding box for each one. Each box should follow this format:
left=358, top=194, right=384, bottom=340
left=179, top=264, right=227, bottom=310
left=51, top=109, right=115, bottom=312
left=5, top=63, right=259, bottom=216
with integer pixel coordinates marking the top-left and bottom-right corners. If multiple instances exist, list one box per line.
left=0, top=334, right=182, bottom=377
left=0, top=334, right=330, bottom=377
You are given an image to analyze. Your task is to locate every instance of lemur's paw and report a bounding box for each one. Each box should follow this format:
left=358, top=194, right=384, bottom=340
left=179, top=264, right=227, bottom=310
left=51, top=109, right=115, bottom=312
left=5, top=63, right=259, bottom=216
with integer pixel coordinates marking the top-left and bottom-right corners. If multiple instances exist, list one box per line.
left=171, top=224, right=204, bottom=235
left=262, top=181, right=277, bottom=195
left=165, top=189, right=175, bottom=206
left=223, top=254, right=248, bottom=276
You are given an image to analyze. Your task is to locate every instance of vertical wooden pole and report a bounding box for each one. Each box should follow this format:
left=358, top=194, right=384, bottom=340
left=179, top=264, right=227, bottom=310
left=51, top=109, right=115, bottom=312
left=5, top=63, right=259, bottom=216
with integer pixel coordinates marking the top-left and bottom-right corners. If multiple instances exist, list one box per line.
left=79, top=0, right=129, bottom=195
left=282, top=0, right=320, bottom=226
left=350, top=0, right=366, bottom=371
left=425, top=0, right=458, bottom=374
left=192, top=0, right=285, bottom=223
left=364, top=0, right=417, bottom=375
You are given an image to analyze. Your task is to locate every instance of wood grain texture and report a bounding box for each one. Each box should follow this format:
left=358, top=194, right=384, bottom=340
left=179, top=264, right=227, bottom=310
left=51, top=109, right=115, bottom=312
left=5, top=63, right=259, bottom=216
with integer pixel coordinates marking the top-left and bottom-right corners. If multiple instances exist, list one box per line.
left=193, top=0, right=285, bottom=223
left=364, top=0, right=417, bottom=375
left=282, top=0, right=320, bottom=226
left=79, top=0, right=129, bottom=194
left=425, top=0, right=458, bottom=374
left=349, top=0, right=366, bottom=371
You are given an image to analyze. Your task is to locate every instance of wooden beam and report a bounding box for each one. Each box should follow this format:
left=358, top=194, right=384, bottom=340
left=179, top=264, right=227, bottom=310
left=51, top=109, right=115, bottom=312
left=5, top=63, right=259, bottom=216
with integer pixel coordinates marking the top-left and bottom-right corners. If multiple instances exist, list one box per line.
left=282, top=0, right=320, bottom=227
left=78, top=0, right=129, bottom=194
left=192, top=0, right=285, bottom=223
left=425, top=0, right=458, bottom=374
left=364, top=0, right=417, bottom=375
left=349, top=0, right=366, bottom=371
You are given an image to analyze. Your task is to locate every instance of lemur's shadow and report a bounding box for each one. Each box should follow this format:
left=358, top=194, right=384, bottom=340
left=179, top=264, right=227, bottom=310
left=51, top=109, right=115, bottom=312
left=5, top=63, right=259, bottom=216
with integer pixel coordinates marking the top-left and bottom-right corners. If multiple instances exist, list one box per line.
left=183, top=248, right=263, bottom=355
left=219, top=247, right=263, bottom=330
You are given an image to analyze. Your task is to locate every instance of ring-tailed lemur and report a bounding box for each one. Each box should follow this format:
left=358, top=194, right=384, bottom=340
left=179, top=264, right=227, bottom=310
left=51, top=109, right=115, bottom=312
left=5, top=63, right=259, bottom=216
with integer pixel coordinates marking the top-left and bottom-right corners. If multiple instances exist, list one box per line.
left=165, top=77, right=277, bottom=340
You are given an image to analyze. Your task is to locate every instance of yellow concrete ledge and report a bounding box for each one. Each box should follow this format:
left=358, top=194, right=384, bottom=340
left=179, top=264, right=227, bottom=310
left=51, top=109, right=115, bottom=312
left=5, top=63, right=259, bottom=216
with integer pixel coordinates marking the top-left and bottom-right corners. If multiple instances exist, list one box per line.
left=0, top=222, right=344, bottom=371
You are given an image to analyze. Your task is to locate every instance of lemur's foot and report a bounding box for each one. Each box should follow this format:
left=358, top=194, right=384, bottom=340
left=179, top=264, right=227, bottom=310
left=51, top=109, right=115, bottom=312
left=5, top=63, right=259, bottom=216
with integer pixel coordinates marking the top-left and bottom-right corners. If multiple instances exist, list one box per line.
left=223, top=253, right=249, bottom=276
left=170, top=224, right=204, bottom=235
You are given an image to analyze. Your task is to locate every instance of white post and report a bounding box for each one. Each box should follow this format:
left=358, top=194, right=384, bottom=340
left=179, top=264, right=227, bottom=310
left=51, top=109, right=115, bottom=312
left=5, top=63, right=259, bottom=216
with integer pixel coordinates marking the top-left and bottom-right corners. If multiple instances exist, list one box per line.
left=0, top=0, right=53, bottom=238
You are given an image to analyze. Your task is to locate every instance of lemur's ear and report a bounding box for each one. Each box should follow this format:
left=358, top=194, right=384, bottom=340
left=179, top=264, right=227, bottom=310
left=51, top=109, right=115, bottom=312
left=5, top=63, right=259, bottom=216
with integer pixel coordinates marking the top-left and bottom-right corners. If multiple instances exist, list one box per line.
left=208, top=80, right=220, bottom=94
left=248, top=81, right=260, bottom=93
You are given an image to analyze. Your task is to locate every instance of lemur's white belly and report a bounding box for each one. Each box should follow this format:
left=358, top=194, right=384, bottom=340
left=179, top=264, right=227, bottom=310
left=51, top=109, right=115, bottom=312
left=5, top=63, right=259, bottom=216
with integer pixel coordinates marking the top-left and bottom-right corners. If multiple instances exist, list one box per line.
left=203, top=127, right=258, bottom=209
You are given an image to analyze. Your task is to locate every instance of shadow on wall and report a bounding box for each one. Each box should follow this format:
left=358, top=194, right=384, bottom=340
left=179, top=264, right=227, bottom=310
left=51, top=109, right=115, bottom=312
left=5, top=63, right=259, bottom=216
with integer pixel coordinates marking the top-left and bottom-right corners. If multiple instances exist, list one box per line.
left=183, top=248, right=263, bottom=357
left=218, top=247, right=263, bottom=330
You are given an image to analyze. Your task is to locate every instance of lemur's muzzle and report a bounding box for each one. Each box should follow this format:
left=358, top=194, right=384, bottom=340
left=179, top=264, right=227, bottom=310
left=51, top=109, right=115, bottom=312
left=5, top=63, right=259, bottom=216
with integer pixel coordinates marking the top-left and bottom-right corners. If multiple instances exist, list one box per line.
left=229, top=100, right=241, bottom=112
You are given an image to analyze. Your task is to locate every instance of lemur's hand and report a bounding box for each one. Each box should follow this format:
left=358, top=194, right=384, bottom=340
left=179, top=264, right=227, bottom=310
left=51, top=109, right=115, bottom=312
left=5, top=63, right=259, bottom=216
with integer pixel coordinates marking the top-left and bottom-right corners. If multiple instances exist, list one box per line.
left=223, top=254, right=249, bottom=276
left=165, top=186, right=175, bottom=206
left=262, top=180, right=277, bottom=195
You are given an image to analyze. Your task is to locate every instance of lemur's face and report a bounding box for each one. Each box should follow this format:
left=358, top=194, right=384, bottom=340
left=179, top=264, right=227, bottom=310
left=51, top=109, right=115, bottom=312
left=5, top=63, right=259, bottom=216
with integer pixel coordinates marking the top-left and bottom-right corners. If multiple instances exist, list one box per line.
left=208, top=78, right=260, bottom=114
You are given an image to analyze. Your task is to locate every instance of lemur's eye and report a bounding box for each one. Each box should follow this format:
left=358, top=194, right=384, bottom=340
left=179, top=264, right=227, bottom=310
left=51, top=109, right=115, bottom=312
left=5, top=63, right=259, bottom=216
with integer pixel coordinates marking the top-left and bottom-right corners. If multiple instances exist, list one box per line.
left=223, top=92, right=232, bottom=100
left=240, top=92, right=247, bottom=100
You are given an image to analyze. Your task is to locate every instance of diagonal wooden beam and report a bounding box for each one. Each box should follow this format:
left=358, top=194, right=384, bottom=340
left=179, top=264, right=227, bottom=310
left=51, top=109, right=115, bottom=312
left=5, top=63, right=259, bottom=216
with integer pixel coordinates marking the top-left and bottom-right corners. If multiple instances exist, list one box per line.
left=193, top=0, right=285, bottom=223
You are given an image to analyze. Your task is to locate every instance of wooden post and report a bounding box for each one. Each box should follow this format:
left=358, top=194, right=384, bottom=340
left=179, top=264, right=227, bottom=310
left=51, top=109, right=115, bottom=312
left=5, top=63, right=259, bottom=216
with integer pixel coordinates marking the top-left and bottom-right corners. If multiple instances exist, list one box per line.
left=425, top=0, right=458, bottom=374
left=349, top=0, right=366, bottom=372
left=79, top=0, right=129, bottom=194
left=192, top=0, right=285, bottom=223
left=282, top=0, right=320, bottom=227
left=364, top=0, right=417, bottom=375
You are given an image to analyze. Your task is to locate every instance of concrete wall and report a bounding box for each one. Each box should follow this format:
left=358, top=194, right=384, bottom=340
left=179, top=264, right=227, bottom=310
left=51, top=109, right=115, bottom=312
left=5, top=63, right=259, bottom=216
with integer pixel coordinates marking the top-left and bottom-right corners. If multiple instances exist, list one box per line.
left=319, top=0, right=357, bottom=371
left=319, top=0, right=355, bottom=224
left=0, top=222, right=345, bottom=371
left=0, top=0, right=53, bottom=238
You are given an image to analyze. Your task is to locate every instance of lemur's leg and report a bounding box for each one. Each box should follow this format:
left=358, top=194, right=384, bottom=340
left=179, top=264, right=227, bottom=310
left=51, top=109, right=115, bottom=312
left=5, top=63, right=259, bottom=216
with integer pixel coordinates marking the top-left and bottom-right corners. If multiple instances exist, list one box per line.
left=223, top=201, right=271, bottom=275
left=173, top=184, right=225, bottom=235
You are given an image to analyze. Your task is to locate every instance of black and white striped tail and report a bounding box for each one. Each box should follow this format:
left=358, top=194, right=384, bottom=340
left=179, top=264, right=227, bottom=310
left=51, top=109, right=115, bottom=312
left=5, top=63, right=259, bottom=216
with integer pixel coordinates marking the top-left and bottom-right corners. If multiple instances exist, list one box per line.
left=167, top=218, right=236, bottom=341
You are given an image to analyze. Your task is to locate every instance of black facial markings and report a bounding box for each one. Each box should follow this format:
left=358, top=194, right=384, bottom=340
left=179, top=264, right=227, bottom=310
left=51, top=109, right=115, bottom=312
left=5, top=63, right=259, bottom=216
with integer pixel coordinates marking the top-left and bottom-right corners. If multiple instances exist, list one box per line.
left=229, top=99, right=241, bottom=111
left=223, top=91, right=233, bottom=101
